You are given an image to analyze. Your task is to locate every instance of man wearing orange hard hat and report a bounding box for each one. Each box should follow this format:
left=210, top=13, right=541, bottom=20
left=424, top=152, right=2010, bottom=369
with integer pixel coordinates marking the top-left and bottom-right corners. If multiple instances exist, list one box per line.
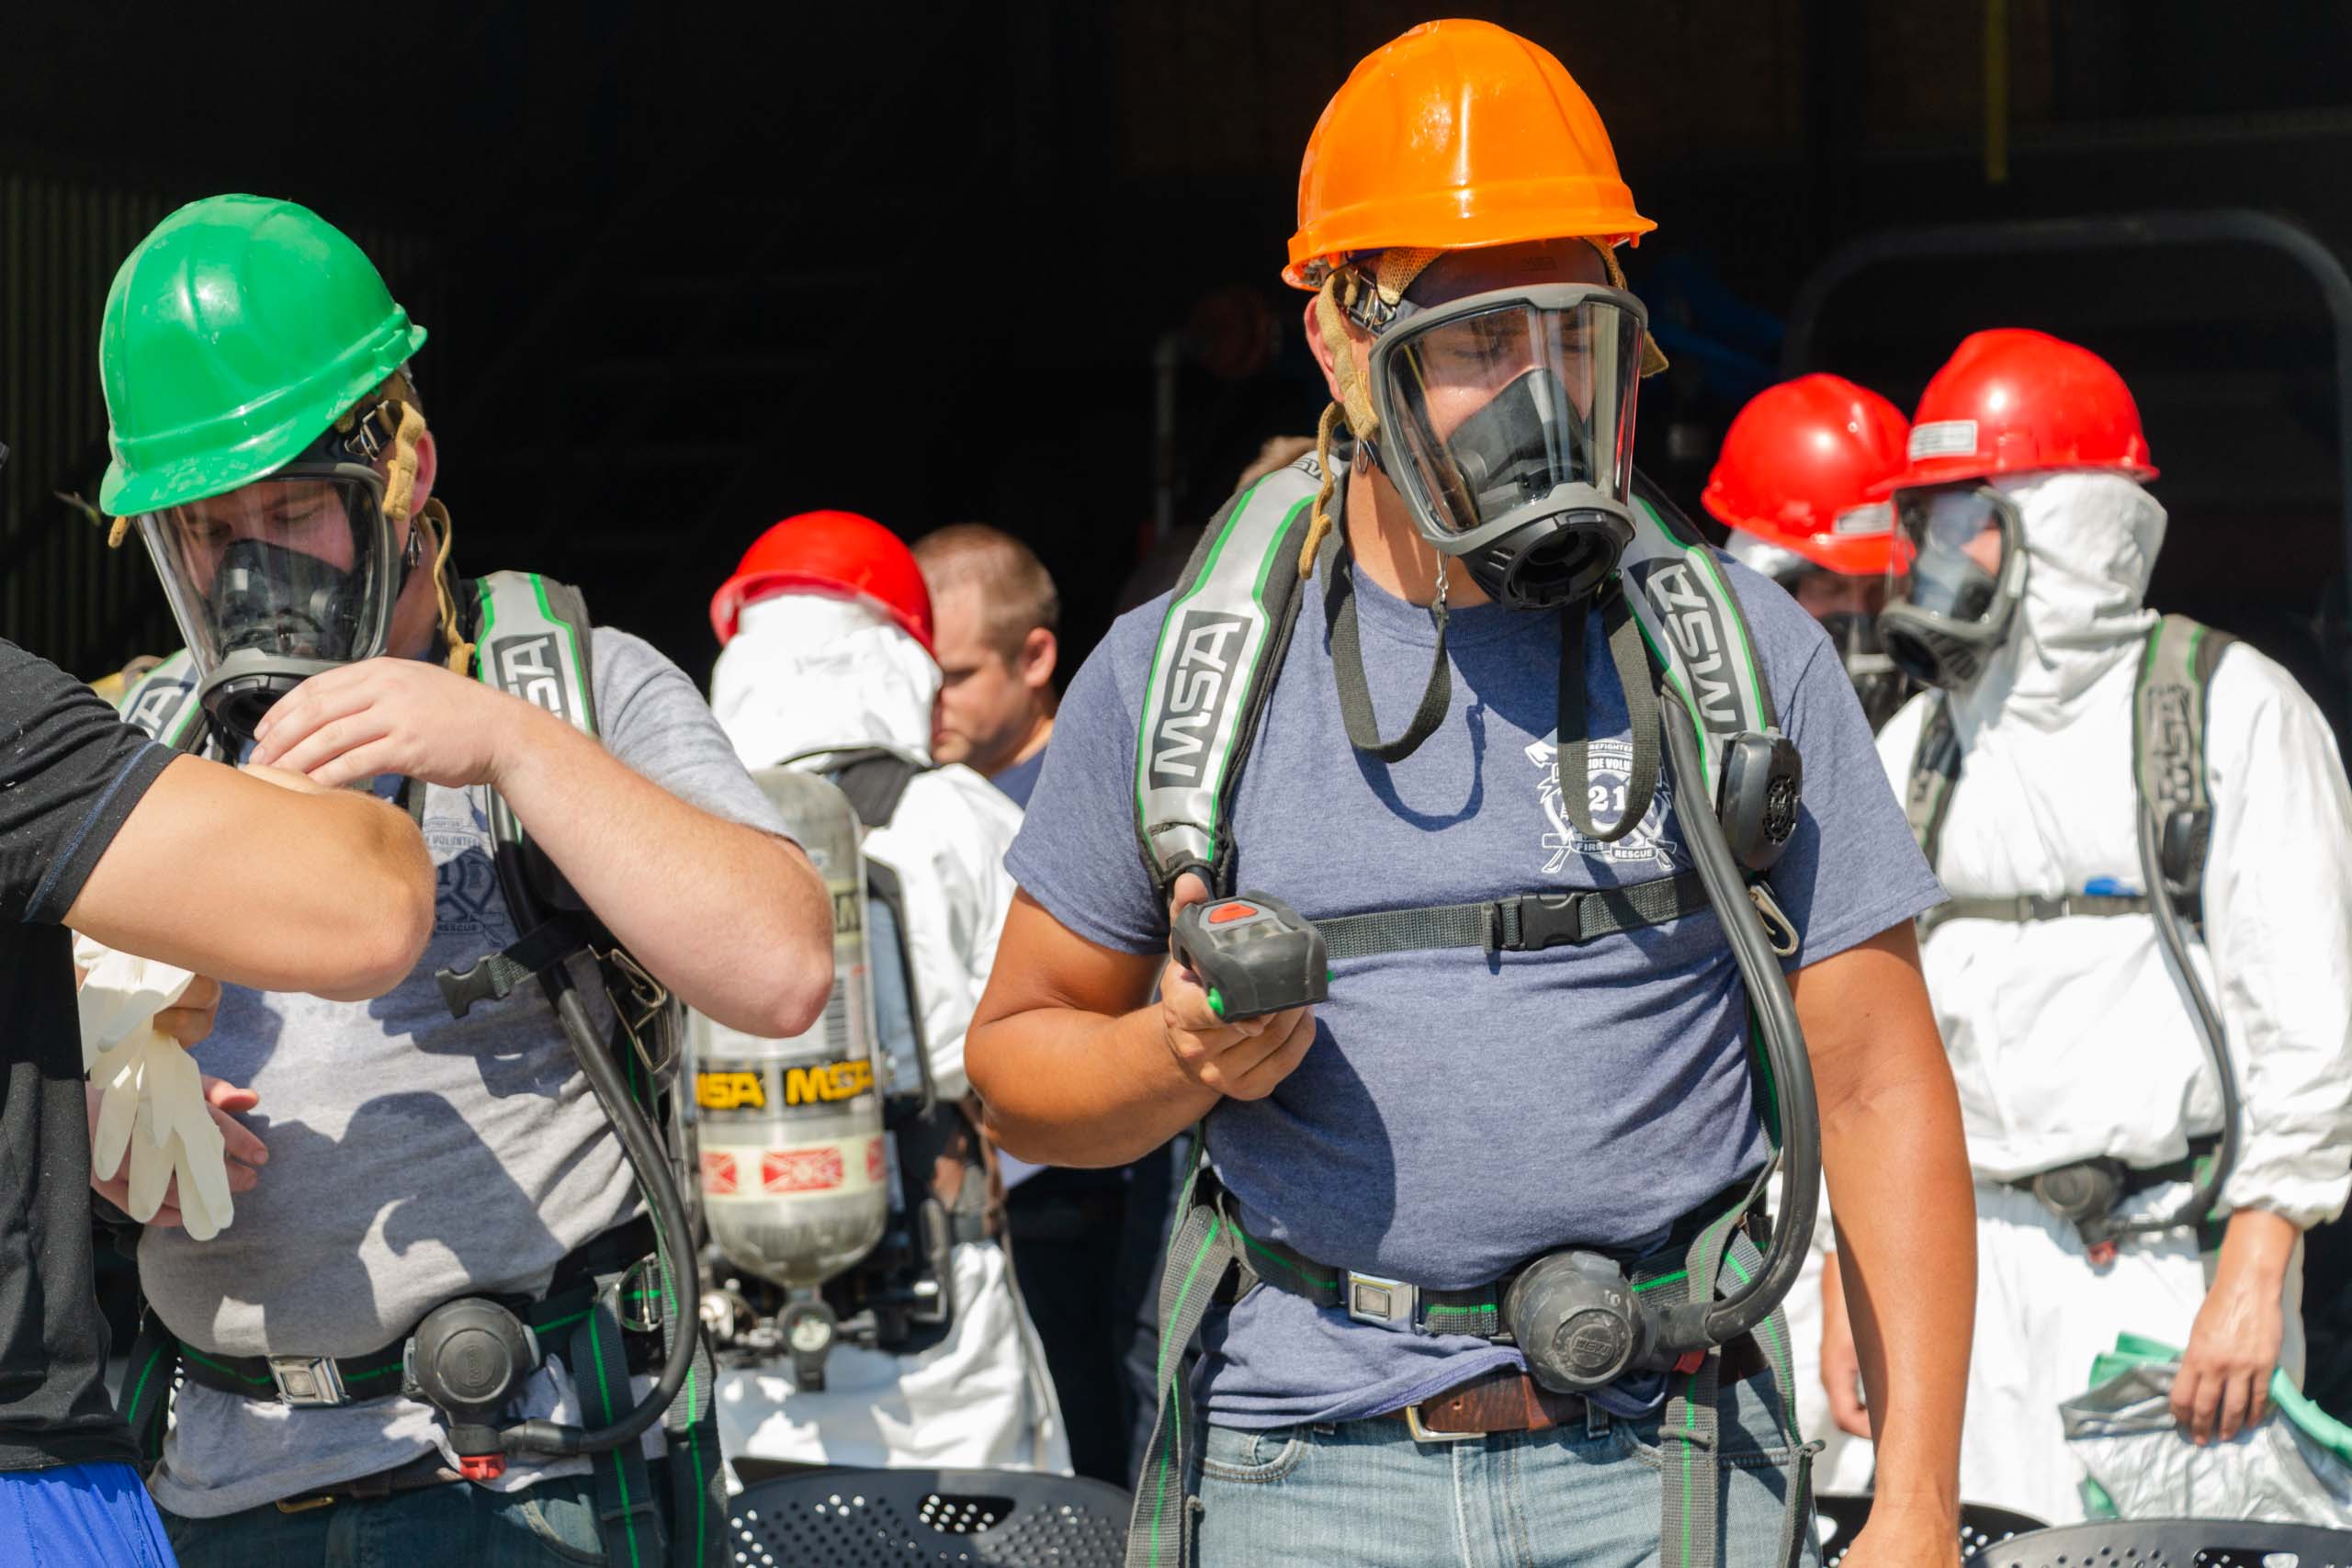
left=1705, top=374, right=1915, bottom=732
left=966, top=21, right=1972, bottom=1566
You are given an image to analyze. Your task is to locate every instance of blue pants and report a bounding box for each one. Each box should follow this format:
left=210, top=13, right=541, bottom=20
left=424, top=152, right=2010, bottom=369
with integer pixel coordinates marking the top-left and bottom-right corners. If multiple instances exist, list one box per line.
left=163, top=1472, right=606, bottom=1568
left=1193, top=1375, right=1817, bottom=1568
left=0, top=1461, right=179, bottom=1568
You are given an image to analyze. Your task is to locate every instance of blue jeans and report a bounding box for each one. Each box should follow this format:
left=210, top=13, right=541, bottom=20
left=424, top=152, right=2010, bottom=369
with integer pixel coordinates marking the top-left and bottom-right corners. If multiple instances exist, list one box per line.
left=0, top=1461, right=178, bottom=1568
left=163, top=1472, right=606, bottom=1568
left=1194, top=1376, right=1818, bottom=1568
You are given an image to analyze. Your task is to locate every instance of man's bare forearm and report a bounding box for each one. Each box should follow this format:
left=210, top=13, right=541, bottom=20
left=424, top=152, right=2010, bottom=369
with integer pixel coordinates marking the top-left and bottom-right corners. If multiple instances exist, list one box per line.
left=1822, top=1070, right=1974, bottom=1519
left=490, top=707, right=831, bottom=1037
left=970, top=1002, right=1216, bottom=1168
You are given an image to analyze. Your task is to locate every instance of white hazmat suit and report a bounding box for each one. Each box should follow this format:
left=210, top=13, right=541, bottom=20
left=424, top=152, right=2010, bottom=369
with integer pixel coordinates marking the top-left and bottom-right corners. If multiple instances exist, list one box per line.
left=1871, top=469, right=2352, bottom=1520
left=707, top=592, right=1069, bottom=1474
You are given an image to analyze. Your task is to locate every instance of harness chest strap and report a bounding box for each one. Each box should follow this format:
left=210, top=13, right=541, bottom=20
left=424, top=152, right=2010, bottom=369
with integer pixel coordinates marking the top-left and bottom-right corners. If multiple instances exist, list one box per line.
left=1906, top=612, right=2235, bottom=925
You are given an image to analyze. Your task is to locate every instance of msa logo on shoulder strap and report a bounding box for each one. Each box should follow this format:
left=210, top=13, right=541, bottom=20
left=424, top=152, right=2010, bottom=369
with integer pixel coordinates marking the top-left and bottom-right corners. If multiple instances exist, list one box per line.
left=492, top=633, right=571, bottom=722
left=474, top=573, right=597, bottom=739
left=2135, top=615, right=2233, bottom=907
left=1637, top=559, right=1742, bottom=731
left=1615, top=489, right=1779, bottom=807
left=1148, top=610, right=1251, bottom=789
left=467, top=573, right=599, bottom=919
left=1133, top=460, right=1322, bottom=893
left=114, top=650, right=210, bottom=753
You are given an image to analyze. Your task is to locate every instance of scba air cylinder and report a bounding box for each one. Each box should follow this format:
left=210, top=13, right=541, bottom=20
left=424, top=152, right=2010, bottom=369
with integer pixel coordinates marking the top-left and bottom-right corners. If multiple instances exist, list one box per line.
left=690, top=770, right=888, bottom=1288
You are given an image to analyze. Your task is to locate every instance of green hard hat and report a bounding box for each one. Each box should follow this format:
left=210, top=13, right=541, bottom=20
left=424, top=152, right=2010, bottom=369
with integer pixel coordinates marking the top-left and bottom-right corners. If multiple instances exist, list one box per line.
left=98, top=194, right=428, bottom=516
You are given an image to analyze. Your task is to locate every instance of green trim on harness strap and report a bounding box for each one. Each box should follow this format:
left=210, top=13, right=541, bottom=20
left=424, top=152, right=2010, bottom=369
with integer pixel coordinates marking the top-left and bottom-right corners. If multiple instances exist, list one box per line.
left=1617, top=486, right=1781, bottom=804
left=1133, top=458, right=1324, bottom=896
left=1129, top=1134, right=1242, bottom=1568
left=578, top=1287, right=665, bottom=1568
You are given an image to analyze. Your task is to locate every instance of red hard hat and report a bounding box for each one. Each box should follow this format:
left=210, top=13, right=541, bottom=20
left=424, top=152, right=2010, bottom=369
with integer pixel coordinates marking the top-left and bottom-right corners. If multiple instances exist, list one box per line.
left=1876, top=328, right=2157, bottom=495
left=710, top=511, right=934, bottom=654
left=1702, top=374, right=1909, bottom=578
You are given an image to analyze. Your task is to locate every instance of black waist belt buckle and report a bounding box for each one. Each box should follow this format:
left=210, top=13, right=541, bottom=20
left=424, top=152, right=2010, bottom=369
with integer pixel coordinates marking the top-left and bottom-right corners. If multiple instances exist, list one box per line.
left=1497, top=893, right=1587, bottom=953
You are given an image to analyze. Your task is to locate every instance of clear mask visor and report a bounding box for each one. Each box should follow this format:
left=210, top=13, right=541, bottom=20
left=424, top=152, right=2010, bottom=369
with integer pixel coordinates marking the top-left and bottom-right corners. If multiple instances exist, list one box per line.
left=1888, top=484, right=2018, bottom=630
left=135, top=464, right=400, bottom=682
left=1374, top=286, right=1644, bottom=544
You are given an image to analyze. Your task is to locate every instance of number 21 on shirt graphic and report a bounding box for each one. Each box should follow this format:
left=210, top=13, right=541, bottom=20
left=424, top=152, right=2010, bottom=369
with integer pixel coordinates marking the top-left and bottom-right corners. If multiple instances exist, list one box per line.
left=1524, top=733, right=1679, bottom=874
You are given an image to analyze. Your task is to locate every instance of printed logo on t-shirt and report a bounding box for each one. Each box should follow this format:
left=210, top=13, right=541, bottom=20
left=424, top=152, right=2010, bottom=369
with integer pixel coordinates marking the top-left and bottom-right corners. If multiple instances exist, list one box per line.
left=432, top=831, right=503, bottom=937
left=1525, top=734, right=1679, bottom=874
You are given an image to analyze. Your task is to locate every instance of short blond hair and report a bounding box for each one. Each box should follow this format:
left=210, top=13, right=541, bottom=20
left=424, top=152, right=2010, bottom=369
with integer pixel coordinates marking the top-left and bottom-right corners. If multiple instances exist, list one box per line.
left=911, top=524, right=1058, bottom=661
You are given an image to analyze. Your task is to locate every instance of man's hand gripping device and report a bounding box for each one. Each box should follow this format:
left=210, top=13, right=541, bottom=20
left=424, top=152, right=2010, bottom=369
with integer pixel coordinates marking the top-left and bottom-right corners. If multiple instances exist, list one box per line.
left=1170, top=894, right=1330, bottom=1021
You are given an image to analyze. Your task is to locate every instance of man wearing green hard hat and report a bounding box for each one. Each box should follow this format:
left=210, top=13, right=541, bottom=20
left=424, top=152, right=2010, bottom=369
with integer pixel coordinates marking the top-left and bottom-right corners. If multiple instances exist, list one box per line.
left=92, top=193, right=837, bottom=1566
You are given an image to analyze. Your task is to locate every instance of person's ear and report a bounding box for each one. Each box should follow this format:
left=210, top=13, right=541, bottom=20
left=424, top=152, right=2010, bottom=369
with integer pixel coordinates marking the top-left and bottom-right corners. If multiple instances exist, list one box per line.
left=1303, top=294, right=1371, bottom=407
left=408, top=429, right=438, bottom=515
left=1018, top=626, right=1057, bottom=693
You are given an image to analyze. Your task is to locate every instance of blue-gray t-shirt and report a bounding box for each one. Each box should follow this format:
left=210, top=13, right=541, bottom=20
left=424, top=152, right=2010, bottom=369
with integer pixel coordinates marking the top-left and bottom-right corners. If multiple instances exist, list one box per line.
left=1005, top=536, right=1941, bottom=1429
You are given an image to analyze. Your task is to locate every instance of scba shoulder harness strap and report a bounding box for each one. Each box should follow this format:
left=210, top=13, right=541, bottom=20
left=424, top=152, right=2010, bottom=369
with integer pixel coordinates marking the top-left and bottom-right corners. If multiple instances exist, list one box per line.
left=1124, top=460, right=1812, bottom=1568
left=1905, top=612, right=2234, bottom=928
left=114, top=574, right=719, bottom=1568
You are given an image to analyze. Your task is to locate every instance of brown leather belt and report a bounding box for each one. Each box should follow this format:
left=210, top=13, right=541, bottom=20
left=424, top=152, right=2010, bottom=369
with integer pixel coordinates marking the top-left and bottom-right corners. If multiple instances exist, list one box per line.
left=1379, top=1333, right=1769, bottom=1442
left=274, top=1450, right=463, bottom=1514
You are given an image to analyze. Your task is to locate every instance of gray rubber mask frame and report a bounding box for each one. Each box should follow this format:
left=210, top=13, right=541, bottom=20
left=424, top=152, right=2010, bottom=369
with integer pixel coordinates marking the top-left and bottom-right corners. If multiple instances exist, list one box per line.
left=1368, top=282, right=1646, bottom=610
left=136, top=460, right=406, bottom=740
left=1878, top=482, right=2028, bottom=692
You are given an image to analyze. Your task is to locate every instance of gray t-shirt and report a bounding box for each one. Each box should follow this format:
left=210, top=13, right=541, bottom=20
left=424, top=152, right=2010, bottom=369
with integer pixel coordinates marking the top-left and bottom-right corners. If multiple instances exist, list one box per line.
left=1006, top=540, right=1941, bottom=1429
left=144, top=628, right=791, bottom=1517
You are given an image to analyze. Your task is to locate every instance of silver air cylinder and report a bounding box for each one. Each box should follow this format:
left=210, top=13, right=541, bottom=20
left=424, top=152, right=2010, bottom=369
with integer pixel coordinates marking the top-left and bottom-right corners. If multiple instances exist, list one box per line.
left=688, top=769, right=888, bottom=1288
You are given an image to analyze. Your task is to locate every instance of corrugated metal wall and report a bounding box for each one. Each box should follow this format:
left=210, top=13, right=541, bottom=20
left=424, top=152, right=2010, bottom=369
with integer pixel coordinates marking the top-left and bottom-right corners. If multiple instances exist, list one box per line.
left=0, top=177, right=435, bottom=677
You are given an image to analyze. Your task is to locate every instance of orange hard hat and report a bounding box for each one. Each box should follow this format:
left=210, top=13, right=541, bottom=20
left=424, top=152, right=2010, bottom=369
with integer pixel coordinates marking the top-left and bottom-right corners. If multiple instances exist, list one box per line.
left=1702, top=375, right=1910, bottom=578
left=1283, top=18, right=1654, bottom=290
left=710, top=510, right=934, bottom=654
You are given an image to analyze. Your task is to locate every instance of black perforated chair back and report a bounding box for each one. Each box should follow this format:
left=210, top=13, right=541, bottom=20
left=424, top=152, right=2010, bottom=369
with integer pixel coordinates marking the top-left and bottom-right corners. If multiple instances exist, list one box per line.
left=1970, top=1517, right=2352, bottom=1568
left=1815, top=1493, right=2051, bottom=1567
left=729, top=1468, right=1133, bottom=1567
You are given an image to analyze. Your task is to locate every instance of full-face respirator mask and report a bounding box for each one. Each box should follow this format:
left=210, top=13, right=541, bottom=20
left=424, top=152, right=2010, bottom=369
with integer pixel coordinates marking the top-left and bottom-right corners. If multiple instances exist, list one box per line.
left=1878, top=483, right=2029, bottom=692
left=133, top=421, right=422, bottom=741
left=1363, top=281, right=1648, bottom=612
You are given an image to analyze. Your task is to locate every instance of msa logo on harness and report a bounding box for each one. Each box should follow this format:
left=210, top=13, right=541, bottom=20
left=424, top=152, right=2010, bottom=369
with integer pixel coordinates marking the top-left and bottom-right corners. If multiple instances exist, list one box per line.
left=1639, top=562, right=1740, bottom=729
left=2143, top=682, right=2198, bottom=811
left=493, top=634, right=569, bottom=721
left=125, top=676, right=192, bottom=739
left=1149, top=610, right=1250, bottom=789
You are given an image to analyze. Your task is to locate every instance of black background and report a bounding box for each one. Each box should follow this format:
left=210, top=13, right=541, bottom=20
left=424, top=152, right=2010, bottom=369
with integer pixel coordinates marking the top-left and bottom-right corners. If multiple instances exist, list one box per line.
left=5, top=0, right=2351, bottom=731
left=11, top=0, right=2352, bottom=1427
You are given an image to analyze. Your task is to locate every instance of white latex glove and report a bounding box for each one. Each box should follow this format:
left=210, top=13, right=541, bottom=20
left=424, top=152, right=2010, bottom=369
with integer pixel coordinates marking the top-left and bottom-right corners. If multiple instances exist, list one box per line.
left=74, top=937, right=235, bottom=1239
